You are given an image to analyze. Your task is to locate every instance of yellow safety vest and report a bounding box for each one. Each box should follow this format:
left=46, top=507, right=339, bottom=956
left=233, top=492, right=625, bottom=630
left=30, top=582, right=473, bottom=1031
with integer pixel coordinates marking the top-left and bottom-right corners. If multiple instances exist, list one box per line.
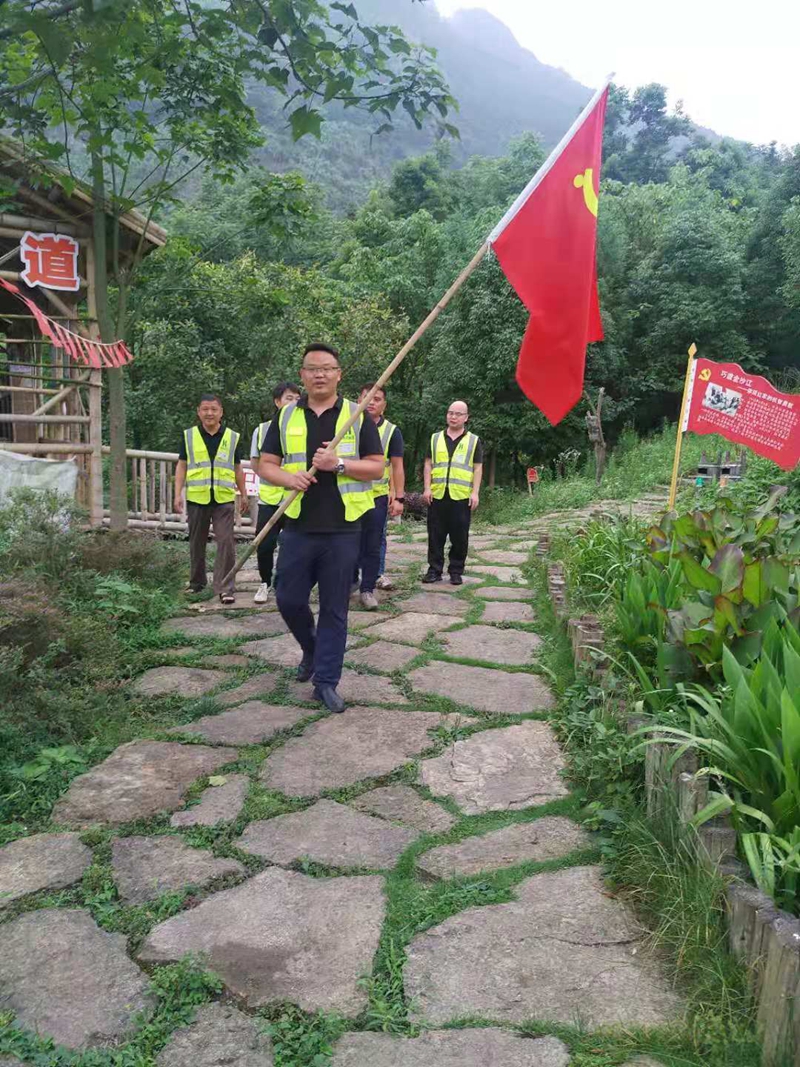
left=278, top=399, right=375, bottom=521
left=255, top=421, right=284, bottom=506
left=430, top=430, right=478, bottom=501
left=184, top=425, right=239, bottom=505
left=374, top=418, right=397, bottom=498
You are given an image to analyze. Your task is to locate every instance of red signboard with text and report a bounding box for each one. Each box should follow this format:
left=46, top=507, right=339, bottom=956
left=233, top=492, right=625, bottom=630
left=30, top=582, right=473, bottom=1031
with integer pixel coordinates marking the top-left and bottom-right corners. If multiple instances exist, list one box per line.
left=683, top=358, right=800, bottom=470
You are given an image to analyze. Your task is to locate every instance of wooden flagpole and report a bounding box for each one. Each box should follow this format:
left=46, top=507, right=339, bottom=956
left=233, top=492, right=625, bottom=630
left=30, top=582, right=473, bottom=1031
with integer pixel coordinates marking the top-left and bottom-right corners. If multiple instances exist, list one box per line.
left=667, top=343, right=698, bottom=510
left=221, top=242, right=490, bottom=585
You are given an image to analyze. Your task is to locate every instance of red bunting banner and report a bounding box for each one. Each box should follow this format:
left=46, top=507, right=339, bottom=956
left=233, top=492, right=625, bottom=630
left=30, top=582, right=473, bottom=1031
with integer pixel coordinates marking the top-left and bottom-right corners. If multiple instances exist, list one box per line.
left=0, top=276, right=133, bottom=369
left=683, top=358, right=800, bottom=470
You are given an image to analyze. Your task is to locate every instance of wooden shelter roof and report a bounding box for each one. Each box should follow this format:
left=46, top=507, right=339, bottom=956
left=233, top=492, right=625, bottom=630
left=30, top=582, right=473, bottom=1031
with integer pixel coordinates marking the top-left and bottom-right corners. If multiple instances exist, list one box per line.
left=0, top=136, right=167, bottom=251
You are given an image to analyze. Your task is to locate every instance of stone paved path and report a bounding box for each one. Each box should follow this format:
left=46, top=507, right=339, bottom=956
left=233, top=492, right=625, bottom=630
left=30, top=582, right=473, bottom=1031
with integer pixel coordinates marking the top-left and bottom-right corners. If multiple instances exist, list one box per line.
left=0, top=518, right=679, bottom=1064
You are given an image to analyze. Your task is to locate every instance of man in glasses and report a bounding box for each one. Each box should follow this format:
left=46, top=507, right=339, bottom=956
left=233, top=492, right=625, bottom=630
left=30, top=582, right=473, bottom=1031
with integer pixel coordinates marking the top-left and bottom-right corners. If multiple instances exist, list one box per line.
left=421, top=400, right=483, bottom=585
left=258, top=343, right=384, bottom=714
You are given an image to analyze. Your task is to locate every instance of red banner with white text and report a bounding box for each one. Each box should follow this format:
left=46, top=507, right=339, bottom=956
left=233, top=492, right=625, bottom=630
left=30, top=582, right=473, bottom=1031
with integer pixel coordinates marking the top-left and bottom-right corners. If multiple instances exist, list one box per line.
left=683, top=358, right=800, bottom=470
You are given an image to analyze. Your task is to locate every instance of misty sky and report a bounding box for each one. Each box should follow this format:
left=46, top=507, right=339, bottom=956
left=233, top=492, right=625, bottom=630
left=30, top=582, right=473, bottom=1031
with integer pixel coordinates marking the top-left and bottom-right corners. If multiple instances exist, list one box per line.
left=435, top=0, right=799, bottom=148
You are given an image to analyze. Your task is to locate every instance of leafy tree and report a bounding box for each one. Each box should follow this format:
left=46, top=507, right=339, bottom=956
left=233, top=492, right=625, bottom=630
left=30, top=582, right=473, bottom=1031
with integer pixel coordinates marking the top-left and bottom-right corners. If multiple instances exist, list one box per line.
left=0, top=0, right=455, bottom=526
left=603, top=83, right=691, bottom=185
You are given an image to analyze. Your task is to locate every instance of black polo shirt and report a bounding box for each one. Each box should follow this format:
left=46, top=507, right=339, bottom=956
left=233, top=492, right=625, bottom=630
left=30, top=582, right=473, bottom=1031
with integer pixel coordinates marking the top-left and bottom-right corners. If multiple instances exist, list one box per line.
left=261, top=395, right=382, bottom=533
left=178, top=424, right=243, bottom=506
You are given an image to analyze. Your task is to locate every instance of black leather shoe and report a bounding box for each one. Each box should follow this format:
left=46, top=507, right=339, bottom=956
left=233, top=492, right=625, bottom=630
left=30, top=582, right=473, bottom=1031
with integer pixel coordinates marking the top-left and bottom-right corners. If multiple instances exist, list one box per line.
left=449, top=574, right=463, bottom=585
left=313, top=685, right=346, bottom=714
left=421, top=570, right=442, bottom=583
left=296, top=651, right=315, bottom=683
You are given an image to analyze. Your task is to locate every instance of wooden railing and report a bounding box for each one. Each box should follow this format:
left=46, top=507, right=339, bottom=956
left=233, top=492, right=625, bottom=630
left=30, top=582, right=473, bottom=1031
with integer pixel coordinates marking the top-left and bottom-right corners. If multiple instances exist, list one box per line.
left=101, top=447, right=258, bottom=536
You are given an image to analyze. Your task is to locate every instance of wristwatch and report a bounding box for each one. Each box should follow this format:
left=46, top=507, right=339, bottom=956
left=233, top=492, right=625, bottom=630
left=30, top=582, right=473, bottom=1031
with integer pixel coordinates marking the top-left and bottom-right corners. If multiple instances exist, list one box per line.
left=335, top=460, right=346, bottom=475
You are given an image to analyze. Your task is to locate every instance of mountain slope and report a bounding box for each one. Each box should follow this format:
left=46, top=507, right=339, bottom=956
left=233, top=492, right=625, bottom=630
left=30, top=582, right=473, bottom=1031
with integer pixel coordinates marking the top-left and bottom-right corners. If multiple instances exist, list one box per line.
left=248, top=2, right=593, bottom=210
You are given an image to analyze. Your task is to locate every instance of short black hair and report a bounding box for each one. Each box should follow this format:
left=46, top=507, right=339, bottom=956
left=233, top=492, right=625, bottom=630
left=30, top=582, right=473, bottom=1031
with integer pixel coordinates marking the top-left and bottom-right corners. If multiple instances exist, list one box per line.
left=360, top=382, right=386, bottom=399
left=198, top=393, right=222, bottom=406
left=273, top=381, right=301, bottom=401
left=302, top=342, right=340, bottom=363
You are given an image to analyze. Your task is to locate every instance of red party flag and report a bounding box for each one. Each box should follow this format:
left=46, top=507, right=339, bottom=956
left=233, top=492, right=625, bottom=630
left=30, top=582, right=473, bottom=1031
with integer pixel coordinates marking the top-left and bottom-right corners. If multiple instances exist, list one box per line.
left=489, top=80, right=610, bottom=425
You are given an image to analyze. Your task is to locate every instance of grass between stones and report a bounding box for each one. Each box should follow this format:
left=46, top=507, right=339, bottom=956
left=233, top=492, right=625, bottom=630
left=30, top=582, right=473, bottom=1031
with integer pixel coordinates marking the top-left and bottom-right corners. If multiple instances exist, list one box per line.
left=1, top=522, right=760, bottom=1067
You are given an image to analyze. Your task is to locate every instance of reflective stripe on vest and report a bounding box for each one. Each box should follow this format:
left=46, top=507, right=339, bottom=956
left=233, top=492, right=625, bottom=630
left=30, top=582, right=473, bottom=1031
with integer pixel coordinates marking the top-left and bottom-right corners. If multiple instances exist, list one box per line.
left=374, top=419, right=396, bottom=498
left=278, top=399, right=375, bottom=521
left=430, top=430, right=478, bottom=501
left=185, top=426, right=239, bottom=505
left=256, top=421, right=284, bottom=505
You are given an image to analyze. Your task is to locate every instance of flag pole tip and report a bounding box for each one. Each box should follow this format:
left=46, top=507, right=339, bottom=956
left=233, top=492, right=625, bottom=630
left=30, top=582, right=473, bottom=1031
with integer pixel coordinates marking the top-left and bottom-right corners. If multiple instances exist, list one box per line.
left=688, top=343, right=697, bottom=357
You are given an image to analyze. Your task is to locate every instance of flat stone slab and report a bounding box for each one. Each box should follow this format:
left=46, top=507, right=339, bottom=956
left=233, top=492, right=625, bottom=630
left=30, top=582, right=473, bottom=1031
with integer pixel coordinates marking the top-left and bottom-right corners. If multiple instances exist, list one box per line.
left=367, top=612, right=463, bottom=646
left=139, top=867, right=385, bottom=1017
left=480, top=601, right=536, bottom=623
left=331, top=1030, right=569, bottom=1067
left=170, top=702, right=311, bottom=745
left=416, top=817, right=589, bottom=879
left=111, top=835, right=244, bottom=904
left=404, top=865, right=683, bottom=1028
left=475, top=587, right=534, bottom=601
left=217, top=673, right=277, bottom=706
left=400, top=593, right=470, bottom=616
left=182, top=600, right=275, bottom=614
left=420, top=721, right=569, bottom=815
left=408, top=661, right=554, bottom=715
left=346, top=641, right=420, bottom=673
left=157, top=1003, right=273, bottom=1066
left=163, top=614, right=287, bottom=639
left=476, top=549, right=530, bottom=565
left=0, top=832, right=91, bottom=909
left=352, top=785, right=456, bottom=834
left=470, top=565, right=526, bottom=584
left=132, top=666, right=230, bottom=698
left=238, top=799, right=418, bottom=869
left=170, top=774, right=250, bottom=828
left=347, top=610, right=393, bottom=630
left=441, top=624, right=542, bottom=666
left=419, top=575, right=483, bottom=590
left=53, top=740, right=237, bottom=827
left=261, top=707, right=445, bottom=796
left=0, top=908, right=153, bottom=1049
left=203, top=654, right=254, bottom=668
left=241, top=633, right=308, bottom=667
left=287, top=668, right=409, bottom=707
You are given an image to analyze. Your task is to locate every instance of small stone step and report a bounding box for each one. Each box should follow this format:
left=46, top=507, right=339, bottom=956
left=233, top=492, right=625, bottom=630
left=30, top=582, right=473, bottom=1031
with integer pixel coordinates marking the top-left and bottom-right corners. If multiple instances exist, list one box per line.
left=415, top=817, right=589, bottom=879
left=345, top=641, right=420, bottom=674
left=111, top=835, right=244, bottom=905
left=163, top=614, right=286, bottom=639
left=331, top=1030, right=569, bottom=1066
left=440, top=624, right=542, bottom=666
left=156, top=1002, right=274, bottom=1066
left=367, top=612, right=463, bottom=646
left=476, top=587, right=534, bottom=601
left=352, top=785, right=456, bottom=834
left=133, top=666, right=230, bottom=699
left=170, top=774, right=249, bottom=828
left=217, top=673, right=277, bottom=707
left=286, top=669, right=408, bottom=707
left=238, top=799, right=418, bottom=869
left=480, top=601, right=535, bottom=623
left=170, top=702, right=312, bottom=745
left=408, top=661, right=554, bottom=715
left=399, top=593, right=470, bottom=616
left=0, top=832, right=92, bottom=910
left=420, top=721, right=568, bottom=815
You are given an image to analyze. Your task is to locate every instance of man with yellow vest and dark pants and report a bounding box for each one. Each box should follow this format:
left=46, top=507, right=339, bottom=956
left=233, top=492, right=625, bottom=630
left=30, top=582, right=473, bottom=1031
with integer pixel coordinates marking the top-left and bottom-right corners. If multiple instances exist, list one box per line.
left=259, top=344, right=384, bottom=714
left=422, top=400, right=483, bottom=585
left=352, top=382, right=405, bottom=609
left=175, top=393, right=247, bottom=603
left=249, top=380, right=302, bottom=604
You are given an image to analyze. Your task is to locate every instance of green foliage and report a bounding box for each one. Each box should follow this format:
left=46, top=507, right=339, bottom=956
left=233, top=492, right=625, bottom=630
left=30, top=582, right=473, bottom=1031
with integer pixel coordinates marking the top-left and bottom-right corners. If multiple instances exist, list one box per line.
left=0, top=489, right=83, bottom=580
left=647, top=494, right=800, bottom=674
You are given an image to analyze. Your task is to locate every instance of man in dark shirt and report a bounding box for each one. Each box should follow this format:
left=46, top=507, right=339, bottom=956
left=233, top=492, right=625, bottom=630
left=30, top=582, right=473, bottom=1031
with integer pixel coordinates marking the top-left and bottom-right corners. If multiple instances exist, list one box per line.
left=422, top=399, right=483, bottom=585
left=175, top=393, right=246, bottom=602
left=259, top=344, right=383, bottom=714
left=352, top=382, right=406, bottom=608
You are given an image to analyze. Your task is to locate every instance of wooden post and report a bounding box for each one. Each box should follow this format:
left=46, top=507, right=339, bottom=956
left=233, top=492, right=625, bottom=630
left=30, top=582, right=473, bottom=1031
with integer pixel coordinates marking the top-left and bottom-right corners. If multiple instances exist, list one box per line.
left=159, top=461, right=167, bottom=526
left=668, top=344, right=697, bottom=510
left=139, top=457, right=147, bottom=519
left=85, top=242, right=104, bottom=527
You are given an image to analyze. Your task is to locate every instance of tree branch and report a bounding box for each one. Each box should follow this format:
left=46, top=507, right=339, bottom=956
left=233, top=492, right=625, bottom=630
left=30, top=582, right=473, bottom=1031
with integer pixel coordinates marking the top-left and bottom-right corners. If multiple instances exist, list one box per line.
left=0, top=0, right=81, bottom=39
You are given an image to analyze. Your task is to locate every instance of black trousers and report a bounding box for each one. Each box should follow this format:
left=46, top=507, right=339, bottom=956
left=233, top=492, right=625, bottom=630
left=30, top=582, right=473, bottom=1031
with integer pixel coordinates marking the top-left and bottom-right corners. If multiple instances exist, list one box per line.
left=275, top=527, right=361, bottom=688
left=354, top=495, right=388, bottom=593
left=427, top=495, right=471, bottom=577
left=255, top=502, right=285, bottom=586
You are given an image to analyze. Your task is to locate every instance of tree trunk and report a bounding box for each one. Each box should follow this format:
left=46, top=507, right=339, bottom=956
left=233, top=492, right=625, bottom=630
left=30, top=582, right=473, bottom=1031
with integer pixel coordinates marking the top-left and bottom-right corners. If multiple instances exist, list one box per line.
left=91, top=150, right=128, bottom=530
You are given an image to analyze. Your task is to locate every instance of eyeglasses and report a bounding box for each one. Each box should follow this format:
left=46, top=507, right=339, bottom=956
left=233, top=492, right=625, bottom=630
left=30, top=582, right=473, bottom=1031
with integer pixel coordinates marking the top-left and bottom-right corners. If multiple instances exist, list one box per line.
left=447, top=410, right=468, bottom=417
left=302, top=365, right=340, bottom=375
